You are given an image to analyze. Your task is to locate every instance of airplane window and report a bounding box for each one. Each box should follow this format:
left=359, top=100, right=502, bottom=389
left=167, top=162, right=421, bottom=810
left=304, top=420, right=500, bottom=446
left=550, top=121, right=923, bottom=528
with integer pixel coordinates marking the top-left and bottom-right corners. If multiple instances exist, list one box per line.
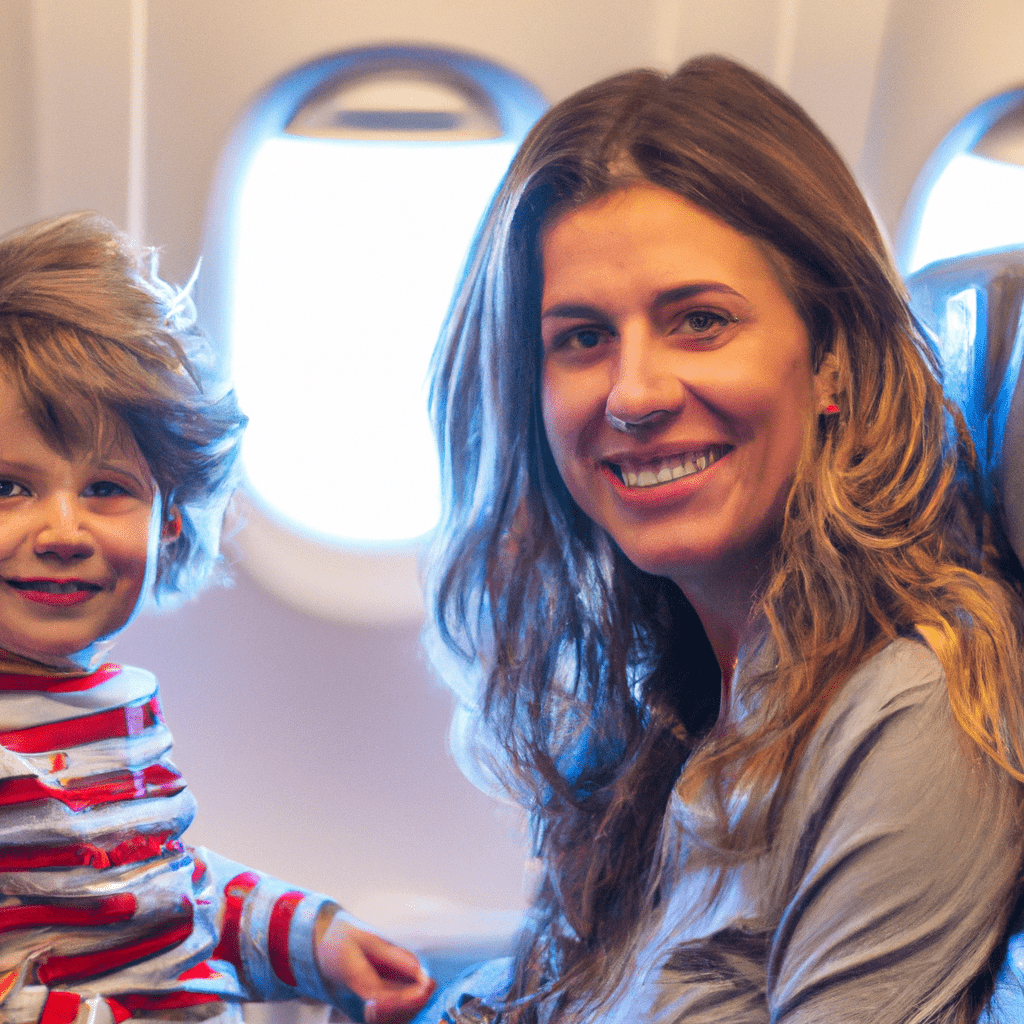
left=232, top=134, right=516, bottom=544
left=201, top=48, right=545, bottom=620
left=903, top=93, right=1024, bottom=274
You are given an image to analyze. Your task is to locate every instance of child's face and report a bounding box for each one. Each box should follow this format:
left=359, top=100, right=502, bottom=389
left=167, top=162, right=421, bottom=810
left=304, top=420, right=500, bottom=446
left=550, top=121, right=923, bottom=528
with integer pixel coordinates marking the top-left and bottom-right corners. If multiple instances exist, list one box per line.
left=0, top=379, right=164, bottom=668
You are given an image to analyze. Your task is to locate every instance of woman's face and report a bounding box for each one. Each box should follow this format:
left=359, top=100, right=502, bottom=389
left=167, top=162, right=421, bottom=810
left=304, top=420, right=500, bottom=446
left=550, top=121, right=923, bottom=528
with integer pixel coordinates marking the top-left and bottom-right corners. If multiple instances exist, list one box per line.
left=540, top=183, right=833, bottom=595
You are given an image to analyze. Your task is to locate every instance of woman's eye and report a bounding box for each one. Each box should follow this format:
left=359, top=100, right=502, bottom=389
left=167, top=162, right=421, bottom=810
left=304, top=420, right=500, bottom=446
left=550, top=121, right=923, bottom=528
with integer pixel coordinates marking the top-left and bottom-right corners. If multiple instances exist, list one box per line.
left=562, top=327, right=606, bottom=351
left=0, top=480, right=28, bottom=498
left=84, top=481, right=130, bottom=498
left=677, top=310, right=734, bottom=337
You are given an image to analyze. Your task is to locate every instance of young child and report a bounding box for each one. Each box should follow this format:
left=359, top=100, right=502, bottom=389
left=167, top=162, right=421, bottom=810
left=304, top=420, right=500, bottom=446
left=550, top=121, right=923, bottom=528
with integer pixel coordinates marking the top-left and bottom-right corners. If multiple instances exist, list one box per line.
left=0, top=213, right=435, bottom=1024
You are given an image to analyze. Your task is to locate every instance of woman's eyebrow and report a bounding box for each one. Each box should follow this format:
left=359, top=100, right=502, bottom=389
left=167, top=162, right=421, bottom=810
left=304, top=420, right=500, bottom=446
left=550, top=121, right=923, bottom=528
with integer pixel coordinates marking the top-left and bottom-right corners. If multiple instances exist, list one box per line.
left=653, top=283, right=743, bottom=309
left=541, top=302, right=607, bottom=321
left=542, top=283, right=744, bottom=321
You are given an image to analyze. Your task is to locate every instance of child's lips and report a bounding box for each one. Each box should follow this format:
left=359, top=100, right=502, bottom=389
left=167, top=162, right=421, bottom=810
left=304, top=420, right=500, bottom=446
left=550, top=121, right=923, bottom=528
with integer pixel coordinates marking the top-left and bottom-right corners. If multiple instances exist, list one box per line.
left=5, top=578, right=103, bottom=607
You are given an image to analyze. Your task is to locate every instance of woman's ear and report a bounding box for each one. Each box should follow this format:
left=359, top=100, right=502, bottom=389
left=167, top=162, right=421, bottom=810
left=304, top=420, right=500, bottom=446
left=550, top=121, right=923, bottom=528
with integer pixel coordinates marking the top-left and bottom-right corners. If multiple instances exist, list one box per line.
left=814, top=351, right=840, bottom=414
left=162, top=506, right=183, bottom=544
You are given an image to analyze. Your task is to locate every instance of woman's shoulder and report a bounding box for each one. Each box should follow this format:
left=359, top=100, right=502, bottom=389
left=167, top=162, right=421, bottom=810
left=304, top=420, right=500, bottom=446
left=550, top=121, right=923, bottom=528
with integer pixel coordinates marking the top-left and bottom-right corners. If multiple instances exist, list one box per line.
left=848, top=634, right=944, bottom=690
left=778, top=636, right=985, bottom=830
left=766, top=632, right=1020, bottom=922
left=794, top=635, right=1016, bottom=815
left=817, top=636, right=948, bottom=741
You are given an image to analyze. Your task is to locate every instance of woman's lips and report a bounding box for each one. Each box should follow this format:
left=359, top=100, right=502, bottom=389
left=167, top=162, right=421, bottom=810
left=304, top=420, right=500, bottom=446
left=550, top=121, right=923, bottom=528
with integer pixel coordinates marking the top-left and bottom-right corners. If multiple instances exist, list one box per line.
left=6, top=579, right=101, bottom=607
left=600, top=444, right=733, bottom=508
left=606, top=444, right=733, bottom=488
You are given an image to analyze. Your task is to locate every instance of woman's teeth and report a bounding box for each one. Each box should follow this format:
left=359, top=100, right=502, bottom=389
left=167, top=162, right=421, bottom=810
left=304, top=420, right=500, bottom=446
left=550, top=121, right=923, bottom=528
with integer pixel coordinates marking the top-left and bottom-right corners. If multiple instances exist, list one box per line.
left=616, top=447, right=727, bottom=488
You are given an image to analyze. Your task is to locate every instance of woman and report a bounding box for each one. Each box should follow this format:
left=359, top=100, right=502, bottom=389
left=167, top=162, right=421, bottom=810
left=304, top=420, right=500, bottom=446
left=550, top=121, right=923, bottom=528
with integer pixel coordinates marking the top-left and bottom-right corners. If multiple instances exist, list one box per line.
left=424, top=55, right=1024, bottom=1023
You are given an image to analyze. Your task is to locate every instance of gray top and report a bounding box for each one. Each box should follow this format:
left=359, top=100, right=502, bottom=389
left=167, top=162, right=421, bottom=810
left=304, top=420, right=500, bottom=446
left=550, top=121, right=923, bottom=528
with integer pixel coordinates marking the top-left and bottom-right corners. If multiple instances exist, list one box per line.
left=647, top=638, right=1023, bottom=1023
left=423, top=639, right=1024, bottom=1023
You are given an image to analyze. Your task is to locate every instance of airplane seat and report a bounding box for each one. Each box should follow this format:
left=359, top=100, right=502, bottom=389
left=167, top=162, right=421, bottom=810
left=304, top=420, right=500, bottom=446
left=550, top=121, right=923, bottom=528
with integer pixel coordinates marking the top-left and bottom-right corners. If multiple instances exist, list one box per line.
left=906, top=249, right=1024, bottom=1019
left=906, top=248, right=1024, bottom=561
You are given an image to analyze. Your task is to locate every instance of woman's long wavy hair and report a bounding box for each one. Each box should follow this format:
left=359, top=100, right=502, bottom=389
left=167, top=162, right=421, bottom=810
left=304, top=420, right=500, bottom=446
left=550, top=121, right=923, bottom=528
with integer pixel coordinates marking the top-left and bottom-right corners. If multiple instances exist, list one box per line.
left=426, top=55, right=1024, bottom=1020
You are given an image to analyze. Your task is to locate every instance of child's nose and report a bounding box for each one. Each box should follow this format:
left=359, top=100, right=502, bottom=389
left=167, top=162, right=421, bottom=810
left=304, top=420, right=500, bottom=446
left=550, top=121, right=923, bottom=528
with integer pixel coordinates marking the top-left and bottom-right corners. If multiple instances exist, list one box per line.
left=33, top=496, right=95, bottom=560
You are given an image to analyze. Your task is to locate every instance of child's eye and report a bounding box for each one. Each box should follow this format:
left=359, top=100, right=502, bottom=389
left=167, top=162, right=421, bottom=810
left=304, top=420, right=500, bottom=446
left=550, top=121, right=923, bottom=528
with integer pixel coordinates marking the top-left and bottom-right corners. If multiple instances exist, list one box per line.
left=0, top=480, right=29, bottom=498
left=84, top=481, right=131, bottom=498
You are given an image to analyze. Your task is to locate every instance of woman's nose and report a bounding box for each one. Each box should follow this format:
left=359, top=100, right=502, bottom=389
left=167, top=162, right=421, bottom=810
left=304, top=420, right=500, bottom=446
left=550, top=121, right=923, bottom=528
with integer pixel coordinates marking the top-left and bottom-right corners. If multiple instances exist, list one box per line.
left=33, top=496, right=94, bottom=560
left=605, top=330, right=685, bottom=431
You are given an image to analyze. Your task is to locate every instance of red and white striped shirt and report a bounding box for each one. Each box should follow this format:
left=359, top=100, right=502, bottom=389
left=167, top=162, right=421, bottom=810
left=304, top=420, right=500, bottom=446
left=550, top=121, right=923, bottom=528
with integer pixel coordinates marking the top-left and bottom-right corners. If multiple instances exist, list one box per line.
left=0, top=663, right=340, bottom=1024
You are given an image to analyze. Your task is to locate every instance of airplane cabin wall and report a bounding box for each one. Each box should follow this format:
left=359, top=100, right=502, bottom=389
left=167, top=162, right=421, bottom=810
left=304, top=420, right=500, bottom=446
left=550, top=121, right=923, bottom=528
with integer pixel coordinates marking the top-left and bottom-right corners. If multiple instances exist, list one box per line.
left=862, top=0, right=1024, bottom=250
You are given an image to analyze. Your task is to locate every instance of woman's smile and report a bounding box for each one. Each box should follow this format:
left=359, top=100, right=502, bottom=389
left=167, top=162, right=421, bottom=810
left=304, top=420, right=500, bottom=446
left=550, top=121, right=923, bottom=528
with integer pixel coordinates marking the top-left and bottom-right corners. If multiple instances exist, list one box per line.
left=540, top=183, right=834, bottom=594
left=605, top=443, right=733, bottom=489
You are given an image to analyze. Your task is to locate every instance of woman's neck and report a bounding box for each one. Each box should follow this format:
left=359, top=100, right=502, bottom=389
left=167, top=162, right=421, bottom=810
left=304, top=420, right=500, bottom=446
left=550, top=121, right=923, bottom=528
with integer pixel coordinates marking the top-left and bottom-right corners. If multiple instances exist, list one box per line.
left=683, top=593, right=743, bottom=705
left=670, top=544, right=775, bottom=708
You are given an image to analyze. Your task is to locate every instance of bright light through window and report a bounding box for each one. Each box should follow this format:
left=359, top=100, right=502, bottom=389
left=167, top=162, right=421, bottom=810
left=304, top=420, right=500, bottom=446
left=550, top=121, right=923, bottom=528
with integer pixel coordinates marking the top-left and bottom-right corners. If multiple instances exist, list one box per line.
left=230, top=136, right=517, bottom=546
left=907, top=152, right=1024, bottom=273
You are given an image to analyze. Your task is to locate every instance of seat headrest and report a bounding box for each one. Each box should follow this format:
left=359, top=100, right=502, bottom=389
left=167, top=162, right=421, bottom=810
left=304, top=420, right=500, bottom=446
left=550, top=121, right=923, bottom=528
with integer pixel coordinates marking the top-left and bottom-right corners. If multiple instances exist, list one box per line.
left=906, top=248, right=1024, bottom=559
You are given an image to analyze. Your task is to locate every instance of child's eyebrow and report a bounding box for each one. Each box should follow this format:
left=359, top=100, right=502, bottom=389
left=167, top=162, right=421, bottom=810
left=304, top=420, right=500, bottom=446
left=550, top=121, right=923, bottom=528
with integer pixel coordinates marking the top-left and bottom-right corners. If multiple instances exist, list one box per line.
left=0, top=457, right=37, bottom=477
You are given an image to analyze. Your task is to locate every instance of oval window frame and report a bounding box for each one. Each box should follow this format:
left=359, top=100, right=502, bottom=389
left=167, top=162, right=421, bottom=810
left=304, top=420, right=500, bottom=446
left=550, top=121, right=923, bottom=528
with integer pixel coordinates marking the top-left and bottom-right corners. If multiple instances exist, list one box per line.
left=897, top=86, right=1024, bottom=274
left=200, top=46, right=546, bottom=623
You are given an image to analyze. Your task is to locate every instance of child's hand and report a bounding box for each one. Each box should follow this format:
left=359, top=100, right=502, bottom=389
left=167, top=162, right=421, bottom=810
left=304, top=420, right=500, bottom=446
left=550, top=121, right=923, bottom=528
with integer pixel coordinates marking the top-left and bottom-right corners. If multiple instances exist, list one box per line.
left=315, top=908, right=436, bottom=1024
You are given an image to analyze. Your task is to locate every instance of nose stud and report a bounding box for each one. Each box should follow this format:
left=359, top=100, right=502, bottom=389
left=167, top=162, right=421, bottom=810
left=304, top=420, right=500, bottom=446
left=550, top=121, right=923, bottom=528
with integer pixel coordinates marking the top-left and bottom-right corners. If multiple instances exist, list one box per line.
left=606, top=409, right=669, bottom=433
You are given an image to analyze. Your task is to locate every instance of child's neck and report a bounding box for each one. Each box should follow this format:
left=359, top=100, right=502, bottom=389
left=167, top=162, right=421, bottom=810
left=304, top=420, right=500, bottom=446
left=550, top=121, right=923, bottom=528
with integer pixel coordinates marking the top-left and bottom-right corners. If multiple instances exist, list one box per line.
left=0, top=648, right=89, bottom=677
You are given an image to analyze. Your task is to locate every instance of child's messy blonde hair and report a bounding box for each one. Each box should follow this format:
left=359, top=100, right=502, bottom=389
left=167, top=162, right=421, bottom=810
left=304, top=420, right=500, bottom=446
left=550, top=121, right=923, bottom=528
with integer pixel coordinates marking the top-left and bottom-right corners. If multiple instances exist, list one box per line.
left=0, top=211, right=246, bottom=603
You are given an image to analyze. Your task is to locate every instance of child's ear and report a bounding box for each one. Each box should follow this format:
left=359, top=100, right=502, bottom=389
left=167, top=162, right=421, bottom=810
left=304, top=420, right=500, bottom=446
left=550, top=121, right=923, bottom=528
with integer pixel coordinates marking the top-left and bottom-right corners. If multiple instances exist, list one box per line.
left=162, top=506, right=183, bottom=544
